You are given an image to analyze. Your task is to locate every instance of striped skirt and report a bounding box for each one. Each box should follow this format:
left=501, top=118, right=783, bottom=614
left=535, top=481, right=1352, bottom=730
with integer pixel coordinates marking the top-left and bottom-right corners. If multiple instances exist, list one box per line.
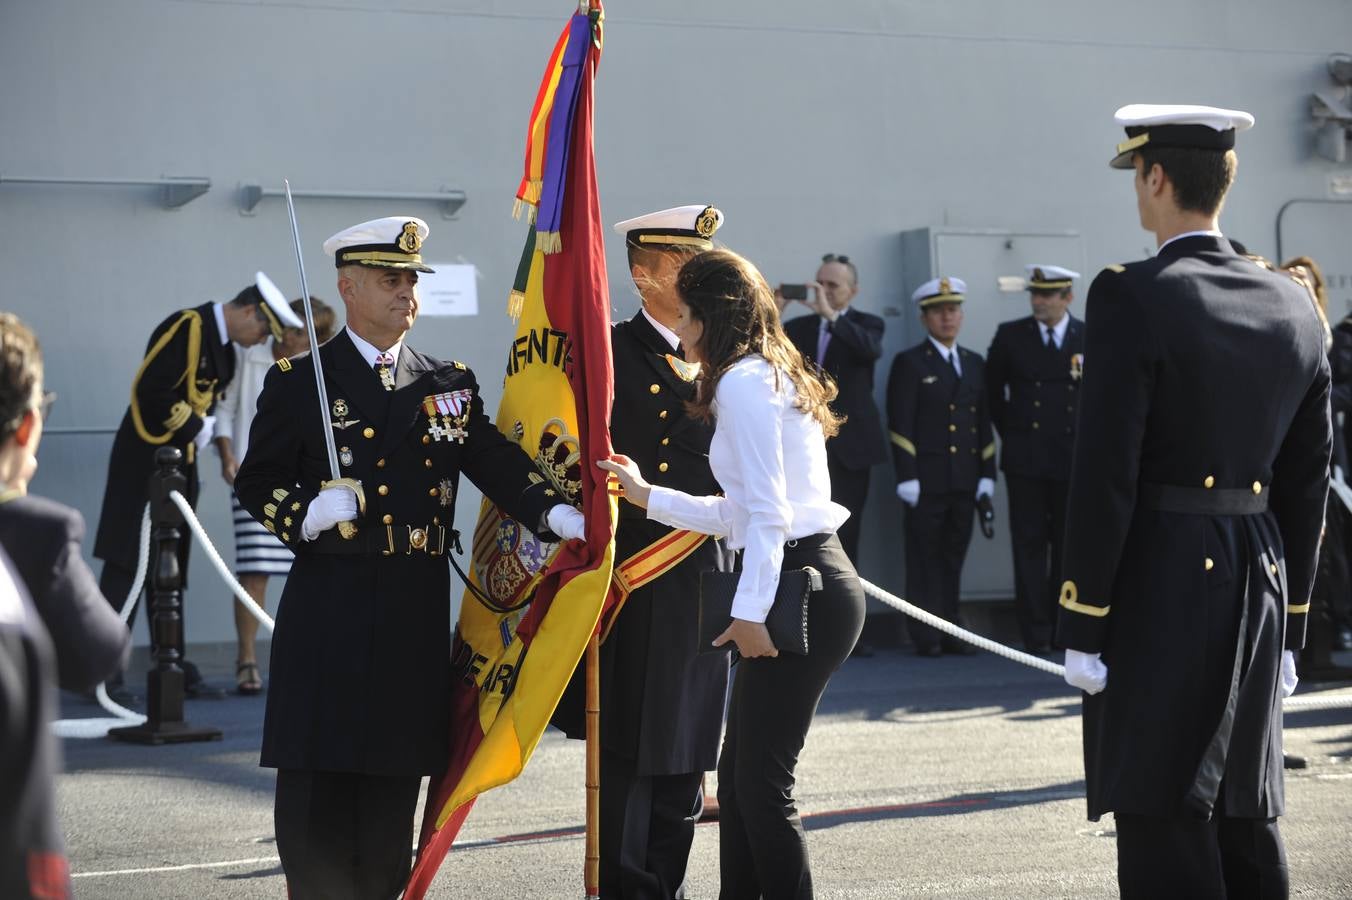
left=232, top=492, right=294, bottom=576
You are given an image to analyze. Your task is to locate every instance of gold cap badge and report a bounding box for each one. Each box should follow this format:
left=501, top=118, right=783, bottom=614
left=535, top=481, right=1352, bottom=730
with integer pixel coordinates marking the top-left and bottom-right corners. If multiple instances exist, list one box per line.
left=397, top=221, right=422, bottom=254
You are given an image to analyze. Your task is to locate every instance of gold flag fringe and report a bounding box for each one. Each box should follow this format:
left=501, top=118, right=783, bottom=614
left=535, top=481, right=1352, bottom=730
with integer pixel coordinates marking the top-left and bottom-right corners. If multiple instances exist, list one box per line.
left=537, top=231, right=563, bottom=255
left=507, top=289, right=527, bottom=323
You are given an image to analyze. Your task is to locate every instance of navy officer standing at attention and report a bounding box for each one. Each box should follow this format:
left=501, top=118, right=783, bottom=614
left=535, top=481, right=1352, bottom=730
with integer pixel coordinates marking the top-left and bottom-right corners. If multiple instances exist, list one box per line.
left=235, top=216, right=585, bottom=900
left=1058, top=105, right=1330, bottom=899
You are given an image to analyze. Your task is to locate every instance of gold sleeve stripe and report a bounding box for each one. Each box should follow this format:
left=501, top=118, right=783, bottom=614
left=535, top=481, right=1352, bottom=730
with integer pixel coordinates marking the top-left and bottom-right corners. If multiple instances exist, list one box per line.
left=273, top=488, right=290, bottom=501
left=982, top=441, right=996, bottom=460
left=263, top=503, right=278, bottom=520
left=1286, top=603, right=1311, bottom=614
left=1105, top=264, right=1126, bottom=274
left=129, top=311, right=202, bottom=446
left=1059, top=580, right=1109, bottom=618
left=264, top=520, right=276, bottom=534
left=890, top=431, right=917, bottom=456
left=163, top=401, right=192, bottom=432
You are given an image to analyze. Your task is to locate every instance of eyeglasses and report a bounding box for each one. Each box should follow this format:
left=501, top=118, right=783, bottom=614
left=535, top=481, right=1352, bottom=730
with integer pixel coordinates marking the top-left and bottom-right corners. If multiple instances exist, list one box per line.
left=37, top=391, right=56, bottom=420
left=821, top=253, right=850, bottom=264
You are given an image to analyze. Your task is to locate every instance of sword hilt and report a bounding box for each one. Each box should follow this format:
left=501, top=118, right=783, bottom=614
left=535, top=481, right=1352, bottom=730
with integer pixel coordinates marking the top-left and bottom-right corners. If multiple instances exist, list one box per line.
left=322, top=477, right=366, bottom=541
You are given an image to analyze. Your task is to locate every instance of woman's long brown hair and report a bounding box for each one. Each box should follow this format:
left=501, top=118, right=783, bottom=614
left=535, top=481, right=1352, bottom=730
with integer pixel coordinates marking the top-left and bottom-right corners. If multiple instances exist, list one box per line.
left=677, top=248, right=843, bottom=437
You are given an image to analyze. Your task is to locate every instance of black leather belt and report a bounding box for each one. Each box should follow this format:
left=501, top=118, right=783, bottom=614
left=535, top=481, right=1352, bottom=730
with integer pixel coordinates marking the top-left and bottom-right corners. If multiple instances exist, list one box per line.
left=1138, top=482, right=1269, bottom=516
left=305, top=523, right=454, bottom=556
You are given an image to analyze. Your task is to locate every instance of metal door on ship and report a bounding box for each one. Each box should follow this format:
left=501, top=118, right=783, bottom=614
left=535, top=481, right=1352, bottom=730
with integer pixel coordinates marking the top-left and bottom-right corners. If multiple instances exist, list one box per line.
left=931, top=230, right=1085, bottom=599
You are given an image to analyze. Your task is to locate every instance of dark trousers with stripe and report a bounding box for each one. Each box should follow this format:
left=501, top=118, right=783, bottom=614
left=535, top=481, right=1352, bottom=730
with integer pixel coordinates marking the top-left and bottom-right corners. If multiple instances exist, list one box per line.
left=274, top=769, right=422, bottom=900
left=716, top=534, right=865, bottom=900
left=1115, top=812, right=1288, bottom=899
left=598, top=751, right=703, bottom=899
left=902, top=492, right=975, bottom=652
left=1004, top=474, right=1068, bottom=649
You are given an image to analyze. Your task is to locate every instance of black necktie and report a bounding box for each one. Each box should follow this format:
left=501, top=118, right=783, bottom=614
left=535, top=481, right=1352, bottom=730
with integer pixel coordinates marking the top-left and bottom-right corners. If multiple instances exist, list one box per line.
left=674, top=343, right=686, bottom=361
left=948, top=351, right=960, bottom=379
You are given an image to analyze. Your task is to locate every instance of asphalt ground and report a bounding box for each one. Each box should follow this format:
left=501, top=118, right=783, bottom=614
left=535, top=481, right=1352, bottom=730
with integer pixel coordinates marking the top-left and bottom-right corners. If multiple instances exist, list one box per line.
left=55, top=646, right=1352, bottom=899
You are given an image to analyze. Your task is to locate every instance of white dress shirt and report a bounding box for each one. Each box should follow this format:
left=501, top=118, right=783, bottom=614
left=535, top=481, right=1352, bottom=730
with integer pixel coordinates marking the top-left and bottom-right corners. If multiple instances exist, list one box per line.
left=1041, top=314, right=1069, bottom=349
left=212, top=303, right=229, bottom=345
left=345, top=327, right=404, bottom=370
left=646, top=356, right=849, bottom=623
left=641, top=308, right=680, bottom=352
left=927, top=335, right=961, bottom=377
left=1157, top=228, right=1223, bottom=253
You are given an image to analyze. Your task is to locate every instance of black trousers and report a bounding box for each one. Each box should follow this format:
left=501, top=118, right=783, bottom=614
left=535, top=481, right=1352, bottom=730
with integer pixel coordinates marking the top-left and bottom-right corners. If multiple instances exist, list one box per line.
left=1004, top=474, right=1068, bottom=649
left=598, top=750, right=703, bottom=899
left=826, top=458, right=871, bottom=566
left=717, top=534, right=865, bottom=900
left=1115, top=812, right=1288, bottom=899
left=902, top=491, right=975, bottom=652
left=274, top=769, right=422, bottom=900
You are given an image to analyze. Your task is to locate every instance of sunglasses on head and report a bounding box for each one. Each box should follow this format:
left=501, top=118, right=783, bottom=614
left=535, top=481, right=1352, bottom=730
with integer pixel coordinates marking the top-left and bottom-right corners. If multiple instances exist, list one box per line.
left=821, top=253, right=850, bottom=264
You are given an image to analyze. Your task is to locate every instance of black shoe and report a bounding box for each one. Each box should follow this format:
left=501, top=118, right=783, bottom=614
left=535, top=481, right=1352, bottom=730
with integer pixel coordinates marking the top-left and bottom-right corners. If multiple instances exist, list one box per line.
left=917, top=645, right=943, bottom=658
left=106, top=684, right=142, bottom=707
left=1025, top=642, right=1053, bottom=656
left=943, top=642, right=978, bottom=656
left=850, top=641, right=875, bottom=658
left=1283, top=752, right=1308, bottom=770
left=184, top=675, right=227, bottom=700
left=1335, top=627, right=1352, bottom=652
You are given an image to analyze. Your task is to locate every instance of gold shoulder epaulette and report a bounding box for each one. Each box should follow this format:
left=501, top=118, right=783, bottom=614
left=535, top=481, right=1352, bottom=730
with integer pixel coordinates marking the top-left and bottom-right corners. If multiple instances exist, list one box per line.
left=1105, top=264, right=1126, bottom=274
left=1243, top=253, right=1277, bottom=272
left=276, top=357, right=292, bottom=372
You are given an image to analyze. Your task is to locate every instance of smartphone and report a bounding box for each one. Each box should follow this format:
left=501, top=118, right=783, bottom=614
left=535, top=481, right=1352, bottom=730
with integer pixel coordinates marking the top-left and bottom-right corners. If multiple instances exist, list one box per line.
left=779, top=283, right=809, bottom=301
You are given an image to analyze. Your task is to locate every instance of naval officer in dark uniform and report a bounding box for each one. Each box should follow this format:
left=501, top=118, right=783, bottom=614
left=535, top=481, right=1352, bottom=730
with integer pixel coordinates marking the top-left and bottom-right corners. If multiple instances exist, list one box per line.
left=984, top=264, right=1084, bottom=653
left=886, top=278, right=995, bottom=656
left=93, top=273, right=300, bottom=694
left=1058, top=105, right=1330, bottom=899
left=553, top=204, right=731, bottom=899
left=235, top=216, right=584, bottom=899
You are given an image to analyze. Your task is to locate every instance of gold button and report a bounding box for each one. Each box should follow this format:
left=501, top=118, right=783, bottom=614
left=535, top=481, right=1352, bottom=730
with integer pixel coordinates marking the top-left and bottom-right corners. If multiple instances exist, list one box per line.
left=649, top=384, right=661, bottom=394
left=1032, top=422, right=1040, bottom=430
left=363, top=427, right=376, bottom=439
left=970, top=406, right=976, bottom=413
left=950, top=445, right=957, bottom=454
left=432, top=516, right=440, bottom=525
left=661, top=438, right=670, bottom=446
left=410, top=528, right=427, bottom=550
left=1270, top=563, right=1279, bottom=575
left=429, top=487, right=440, bottom=498
left=658, top=462, right=669, bottom=473
left=424, top=458, right=433, bottom=468
left=382, top=514, right=393, bottom=525
left=1204, top=475, right=1215, bottom=489
left=949, top=424, right=957, bottom=432
left=1252, top=481, right=1262, bottom=495
left=377, top=485, right=389, bottom=496
left=376, top=458, right=386, bottom=468
left=422, top=434, right=431, bottom=445
left=1205, top=557, right=1214, bottom=571
left=659, top=410, right=669, bottom=419
left=1033, top=400, right=1041, bottom=408
left=1034, top=381, right=1041, bottom=388
left=949, top=404, right=956, bottom=411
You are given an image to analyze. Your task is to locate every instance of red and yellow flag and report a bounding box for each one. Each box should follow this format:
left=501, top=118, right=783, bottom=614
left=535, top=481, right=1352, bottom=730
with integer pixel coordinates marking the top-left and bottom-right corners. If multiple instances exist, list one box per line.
left=404, top=4, right=613, bottom=897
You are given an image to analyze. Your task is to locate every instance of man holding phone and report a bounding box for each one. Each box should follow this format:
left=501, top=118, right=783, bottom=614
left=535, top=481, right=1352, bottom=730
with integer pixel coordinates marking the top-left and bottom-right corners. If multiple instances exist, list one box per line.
left=781, top=254, right=887, bottom=571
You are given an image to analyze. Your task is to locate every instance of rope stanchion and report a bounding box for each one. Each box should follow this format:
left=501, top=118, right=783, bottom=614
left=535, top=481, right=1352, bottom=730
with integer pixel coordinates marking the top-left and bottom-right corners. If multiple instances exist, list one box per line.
left=167, top=490, right=274, bottom=634
left=858, top=577, right=1352, bottom=713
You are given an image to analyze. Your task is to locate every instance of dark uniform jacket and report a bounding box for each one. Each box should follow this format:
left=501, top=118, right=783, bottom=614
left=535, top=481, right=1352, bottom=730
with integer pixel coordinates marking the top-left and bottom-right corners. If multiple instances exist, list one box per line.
left=235, top=328, right=557, bottom=776
left=0, top=550, right=68, bottom=900
left=0, top=494, right=129, bottom=692
left=784, top=309, right=888, bottom=471
left=886, top=340, right=996, bottom=493
left=984, top=315, right=1084, bottom=481
left=553, top=312, right=731, bottom=775
left=94, top=303, right=235, bottom=573
left=1057, top=235, right=1331, bottom=821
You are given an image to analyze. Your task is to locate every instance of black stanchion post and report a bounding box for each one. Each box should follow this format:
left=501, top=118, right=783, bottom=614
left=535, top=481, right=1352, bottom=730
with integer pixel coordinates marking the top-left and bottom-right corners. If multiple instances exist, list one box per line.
left=109, top=446, right=222, bottom=745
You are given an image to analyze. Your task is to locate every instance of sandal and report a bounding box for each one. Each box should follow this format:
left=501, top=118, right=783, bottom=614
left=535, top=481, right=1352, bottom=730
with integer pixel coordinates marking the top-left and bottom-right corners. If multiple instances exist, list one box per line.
left=235, top=661, right=264, bottom=695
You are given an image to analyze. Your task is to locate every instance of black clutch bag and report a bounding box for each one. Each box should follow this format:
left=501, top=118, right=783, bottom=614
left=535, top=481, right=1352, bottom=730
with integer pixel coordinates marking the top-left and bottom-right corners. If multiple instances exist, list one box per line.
left=698, top=566, right=823, bottom=656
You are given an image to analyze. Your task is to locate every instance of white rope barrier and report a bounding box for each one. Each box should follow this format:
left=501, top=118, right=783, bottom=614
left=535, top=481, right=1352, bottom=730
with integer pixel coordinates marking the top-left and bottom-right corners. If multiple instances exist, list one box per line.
left=167, top=490, right=275, bottom=634
left=53, top=493, right=276, bottom=739
left=858, top=578, right=1352, bottom=714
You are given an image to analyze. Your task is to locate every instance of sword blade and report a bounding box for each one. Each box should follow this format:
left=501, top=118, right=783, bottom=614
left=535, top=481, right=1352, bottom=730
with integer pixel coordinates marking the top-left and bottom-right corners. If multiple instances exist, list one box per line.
left=283, top=179, right=341, bottom=480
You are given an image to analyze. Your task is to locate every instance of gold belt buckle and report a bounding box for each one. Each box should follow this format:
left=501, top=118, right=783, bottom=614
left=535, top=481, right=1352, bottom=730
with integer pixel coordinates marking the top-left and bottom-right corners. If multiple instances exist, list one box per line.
left=407, top=525, right=429, bottom=554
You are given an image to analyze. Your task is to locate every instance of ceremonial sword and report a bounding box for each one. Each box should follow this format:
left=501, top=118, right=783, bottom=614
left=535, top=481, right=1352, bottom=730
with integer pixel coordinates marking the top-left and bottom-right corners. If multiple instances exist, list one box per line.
left=284, top=179, right=365, bottom=539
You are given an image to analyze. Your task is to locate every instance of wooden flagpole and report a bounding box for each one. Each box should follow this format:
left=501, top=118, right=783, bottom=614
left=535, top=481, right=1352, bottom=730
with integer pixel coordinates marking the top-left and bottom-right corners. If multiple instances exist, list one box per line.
left=584, top=632, right=601, bottom=898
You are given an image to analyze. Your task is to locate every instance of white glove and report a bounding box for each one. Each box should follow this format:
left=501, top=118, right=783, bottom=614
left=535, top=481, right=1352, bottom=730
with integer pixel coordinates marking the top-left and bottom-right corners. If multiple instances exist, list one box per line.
left=896, top=480, right=920, bottom=507
left=193, top=415, right=216, bottom=453
left=546, top=504, right=586, bottom=542
left=301, top=485, right=359, bottom=540
left=1280, top=649, right=1299, bottom=699
left=976, top=477, right=995, bottom=500
left=1064, top=649, right=1108, bottom=695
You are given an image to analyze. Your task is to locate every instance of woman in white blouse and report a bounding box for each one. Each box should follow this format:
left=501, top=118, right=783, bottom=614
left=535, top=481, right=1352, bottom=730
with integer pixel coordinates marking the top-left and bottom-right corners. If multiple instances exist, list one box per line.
left=600, top=248, right=865, bottom=899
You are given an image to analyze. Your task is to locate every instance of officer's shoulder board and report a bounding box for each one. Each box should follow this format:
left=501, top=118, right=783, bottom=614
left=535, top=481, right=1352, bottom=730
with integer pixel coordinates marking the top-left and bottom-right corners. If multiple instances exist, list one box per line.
left=1103, top=263, right=1126, bottom=274
left=275, top=357, right=293, bottom=372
